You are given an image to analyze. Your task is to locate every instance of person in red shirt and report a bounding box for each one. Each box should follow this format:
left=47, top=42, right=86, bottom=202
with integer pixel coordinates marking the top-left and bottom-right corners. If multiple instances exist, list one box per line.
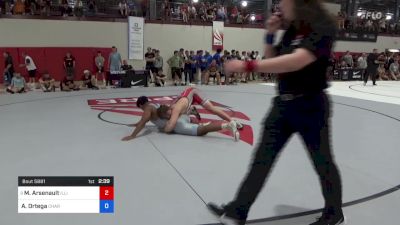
left=181, top=3, right=189, bottom=23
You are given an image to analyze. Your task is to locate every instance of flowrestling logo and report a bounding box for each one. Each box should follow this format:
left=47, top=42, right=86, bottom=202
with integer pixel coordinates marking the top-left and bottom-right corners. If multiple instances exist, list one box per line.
left=88, top=96, right=254, bottom=145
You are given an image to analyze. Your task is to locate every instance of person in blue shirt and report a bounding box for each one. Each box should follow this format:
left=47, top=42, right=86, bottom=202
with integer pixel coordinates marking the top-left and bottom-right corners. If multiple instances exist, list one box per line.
left=213, top=49, right=222, bottom=66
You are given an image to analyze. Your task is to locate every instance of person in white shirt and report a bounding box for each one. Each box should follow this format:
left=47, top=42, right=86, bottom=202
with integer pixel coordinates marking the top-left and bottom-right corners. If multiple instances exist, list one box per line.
left=357, top=53, right=368, bottom=80
left=389, top=55, right=400, bottom=80
left=21, top=52, right=37, bottom=88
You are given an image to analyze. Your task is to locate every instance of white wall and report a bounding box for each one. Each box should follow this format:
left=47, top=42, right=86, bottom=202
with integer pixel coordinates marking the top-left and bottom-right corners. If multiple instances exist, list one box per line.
left=0, top=18, right=399, bottom=67
left=322, top=2, right=341, bottom=16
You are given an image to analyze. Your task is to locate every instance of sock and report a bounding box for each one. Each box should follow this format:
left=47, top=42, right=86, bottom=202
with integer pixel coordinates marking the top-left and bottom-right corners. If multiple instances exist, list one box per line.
left=221, top=123, right=229, bottom=129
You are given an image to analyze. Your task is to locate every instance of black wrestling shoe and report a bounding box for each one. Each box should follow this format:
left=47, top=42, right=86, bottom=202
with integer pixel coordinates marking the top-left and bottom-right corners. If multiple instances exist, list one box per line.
left=309, top=214, right=346, bottom=225
left=206, top=203, right=245, bottom=225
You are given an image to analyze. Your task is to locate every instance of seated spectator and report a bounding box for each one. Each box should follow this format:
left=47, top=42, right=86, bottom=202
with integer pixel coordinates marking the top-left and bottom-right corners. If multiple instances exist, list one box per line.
left=61, top=75, right=79, bottom=91
left=121, top=60, right=133, bottom=71
left=25, top=0, right=37, bottom=15
left=119, top=0, right=129, bottom=17
left=39, top=72, right=55, bottom=92
left=7, top=73, right=27, bottom=94
left=216, top=5, right=226, bottom=21
left=198, top=3, right=206, bottom=21
left=377, top=54, right=388, bottom=80
left=342, top=51, right=353, bottom=68
left=128, top=1, right=137, bottom=16
left=338, top=60, right=350, bottom=69
left=204, top=60, right=221, bottom=85
left=365, top=19, right=374, bottom=32
left=155, top=69, right=166, bottom=87
left=206, top=6, right=215, bottom=22
left=82, top=70, right=99, bottom=90
left=389, top=55, right=400, bottom=80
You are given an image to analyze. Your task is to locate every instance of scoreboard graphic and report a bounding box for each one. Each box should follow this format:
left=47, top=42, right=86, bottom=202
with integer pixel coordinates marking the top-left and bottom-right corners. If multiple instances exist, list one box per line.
left=18, top=176, right=114, bottom=213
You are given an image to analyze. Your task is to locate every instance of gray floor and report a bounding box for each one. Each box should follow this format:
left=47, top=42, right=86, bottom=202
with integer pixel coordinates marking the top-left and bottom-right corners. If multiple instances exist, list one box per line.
left=1, top=83, right=399, bottom=225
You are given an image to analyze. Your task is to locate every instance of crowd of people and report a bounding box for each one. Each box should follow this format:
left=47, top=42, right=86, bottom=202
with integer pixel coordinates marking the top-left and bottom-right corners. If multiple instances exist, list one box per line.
left=144, top=47, right=264, bottom=86
left=331, top=50, right=400, bottom=82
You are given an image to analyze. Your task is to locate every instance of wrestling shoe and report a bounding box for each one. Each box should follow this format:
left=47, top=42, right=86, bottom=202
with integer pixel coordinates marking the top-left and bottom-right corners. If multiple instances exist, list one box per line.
left=309, top=214, right=346, bottom=225
left=228, top=121, right=240, bottom=141
left=234, top=120, right=244, bottom=130
left=189, top=106, right=201, bottom=121
left=206, top=203, right=245, bottom=225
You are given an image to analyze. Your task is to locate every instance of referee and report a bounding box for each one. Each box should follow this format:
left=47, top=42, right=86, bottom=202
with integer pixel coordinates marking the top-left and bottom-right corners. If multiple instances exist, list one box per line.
left=207, top=0, right=344, bottom=225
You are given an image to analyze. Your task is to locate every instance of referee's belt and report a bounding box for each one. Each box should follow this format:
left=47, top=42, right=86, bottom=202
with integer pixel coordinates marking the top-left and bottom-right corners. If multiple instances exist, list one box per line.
left=279, top=93, right=305, bottom=101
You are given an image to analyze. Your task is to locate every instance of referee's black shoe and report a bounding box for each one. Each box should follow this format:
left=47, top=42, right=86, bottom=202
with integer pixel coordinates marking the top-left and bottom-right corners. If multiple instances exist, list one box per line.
left=309, top=214, right=346, bottom=225
left=206, top=202, right=245, bottom=225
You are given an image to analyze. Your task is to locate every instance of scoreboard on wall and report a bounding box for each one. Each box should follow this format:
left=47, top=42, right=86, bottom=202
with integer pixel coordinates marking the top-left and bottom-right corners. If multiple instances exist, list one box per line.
left=18, top=176, right=114, bottom=214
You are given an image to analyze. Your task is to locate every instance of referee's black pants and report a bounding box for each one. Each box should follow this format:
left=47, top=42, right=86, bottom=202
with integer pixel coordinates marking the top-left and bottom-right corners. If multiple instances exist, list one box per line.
left=364, top=68, right=377, bottom=84
left=225, top=92, right=343, bottom=220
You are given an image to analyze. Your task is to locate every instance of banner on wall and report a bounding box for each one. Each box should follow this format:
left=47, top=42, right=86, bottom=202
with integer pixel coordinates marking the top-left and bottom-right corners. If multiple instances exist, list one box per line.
left=128, top=17, right=144, bottom=60
left=212, top=21, right=224, bottom=50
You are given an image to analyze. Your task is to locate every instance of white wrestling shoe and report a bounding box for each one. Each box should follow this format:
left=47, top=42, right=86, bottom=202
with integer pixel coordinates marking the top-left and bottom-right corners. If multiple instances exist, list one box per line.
left=234, top=120, right=244, bottom=130
left=228, top=121, right=240, bottom=142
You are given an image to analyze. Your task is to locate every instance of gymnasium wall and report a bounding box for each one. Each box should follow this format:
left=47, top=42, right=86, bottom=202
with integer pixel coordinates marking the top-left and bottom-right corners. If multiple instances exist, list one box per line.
left=1, top=18, right=400, bottom=81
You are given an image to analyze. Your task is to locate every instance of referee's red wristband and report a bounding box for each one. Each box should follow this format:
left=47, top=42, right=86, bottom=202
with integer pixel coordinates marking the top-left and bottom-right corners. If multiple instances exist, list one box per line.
left=245, top=60, right=257, bottom=72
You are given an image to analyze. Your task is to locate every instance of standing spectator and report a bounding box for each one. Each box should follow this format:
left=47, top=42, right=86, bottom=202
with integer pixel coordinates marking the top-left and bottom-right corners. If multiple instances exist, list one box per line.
left=240, top=51, right=249, bottom=82
left=389, top=54, right=400, bottom=80
left=74, top=0, right=83, bottom=17
left=337, top=12, right=345, bottom=30
left=216, top=4, right=226, bottom=21
left=206, top=6, right=215, bottom=22
left=82, top=70, right=99, bottom=90
left=342, top=51, right=353, bottom=68
left=190, top=50, right=197, bottom=83
left=60, top=0, right=72, bottom=17
left=145, top=47, right=156, bottom=81
left=87, top=0, right=97, bottom=16
left=198, top=3, right=206, bottom=21
left=365, top=19, right=373, bottom=32
left=181, top=3, right=188, bottom=23
left=379, top=18, right=387, bottom=33
left=3, top=52, right=14, bottom=86
left=64, top=52, right=76, bottom=79
left=119, top=0, right=129, bottom=17
left=108, top=46, right=122, bottom=72
left=231, top=6, right=238, bottom=23
left=95, top=51, right=105, bottom=85
left=38, top=72, right=55, bottom=92
left=179, top=48, right=185, bottom=84
left=188, top=3, right=196, bottom=21
left=167, top=50, right=183, bottom=86
left=141, top=0, right=148, bottom=18
left=357, top=53, right=368, bottom=79
left=161, top=0, right=170, bottom=21
left=154, top=50, right=163, bottom=74
left=183, top=50, right=193, bottom=85
left=6, top=73, right=26, bottom=94
left=20, top=52, right=37, bottom=88
left=364, top=49, right=379, bottom=86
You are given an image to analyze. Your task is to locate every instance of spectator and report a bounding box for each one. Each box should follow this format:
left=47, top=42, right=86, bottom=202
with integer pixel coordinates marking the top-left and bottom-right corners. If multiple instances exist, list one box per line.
left=60, top=0, right=72, bottom=17
left=188, top=3, right=196, bottom=21
left=87, top=0, right=97, bottom=16
left=128, top=0, right=137, bottom=16
left=121, top=60, right=133, bottom=71
left=109, top=46, right=122, bottom=72
left=39, top=72, right=55, bottom=92
left=198, top=3, right=206, bottom=21
left=74, top=0, right=83, bottom=17
left=95, top=51, right=105, bottom=85
left=337, top=12, right=345, bottom=30
left=179, top=48, right=185, bottom=84
left=20, top=52, right=38, bottom=89
left=3, top=52, right=14, bottom=86
left=206, top=6, right=215, bottom=22
left=365, top=19, right=374, bottom=32
left=64, top=52, right=76, bottom=79
left=379, top=18, right=387, bottom=33
left=141, top=0, right=148, bottom=18
left=231, top=6, right=238, bottom=23
left=155, top=69, right=166, bottom=87
left=167, top=50, right=183, bottom=86
left=216, top=4, right=226, bottom=21
left=82, top=70, right=99, bottom=90
left=119, top=0, right=129, bottom=17
left=389, top=55, right=400, bottom=80
left=154, top=50, right=163, bottom=74
left=181, top=3, right=188, bottom=23
left=6, top=73, right=26, bottom=94
left=145, top=47, right=156, bottom=80
left=204, top=59, right=221, bottom=85
left=13, top=0, right=25, bottom=15
left=364, top=49, right=379, bottom=86
left=342, top=51, right=353, bottom=68
left=190, top=50, right=197, bottom=82
left=357, top=53, right=368, bottom=79
left=161, top=0, right=170, bottom=21
left=60, top=75, right=79, bottom=91
left=39, top=0, right=51, bottom=16
left=4, top=0, right=12, bottom=15
left=25, top=0, right=37, bottom=15
left=377, top=54, right=387, bottom=80
left=183, top=50, right=193, bottom=85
